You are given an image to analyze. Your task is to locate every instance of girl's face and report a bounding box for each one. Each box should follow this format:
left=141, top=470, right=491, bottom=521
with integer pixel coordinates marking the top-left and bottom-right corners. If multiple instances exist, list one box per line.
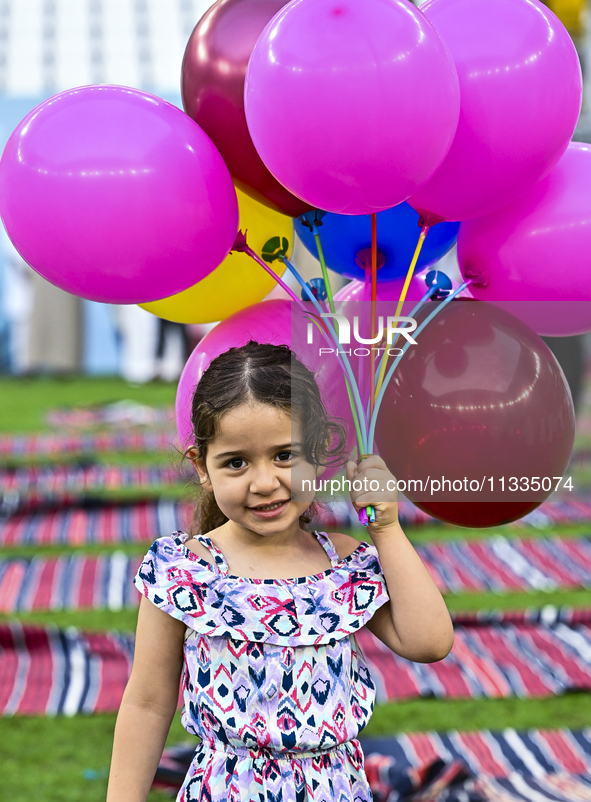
left=194, top=402, right=314, bottom=537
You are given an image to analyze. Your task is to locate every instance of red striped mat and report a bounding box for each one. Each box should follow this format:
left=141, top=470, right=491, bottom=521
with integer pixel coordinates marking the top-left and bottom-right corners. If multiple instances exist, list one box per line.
left=0, top=500, right=193, bottom=545
left=2, top=611, right=591, bottom=716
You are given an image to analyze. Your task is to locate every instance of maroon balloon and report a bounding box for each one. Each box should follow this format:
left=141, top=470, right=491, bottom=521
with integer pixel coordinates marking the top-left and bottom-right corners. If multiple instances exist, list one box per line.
left=374, top=299, right=575, bottom=528
left=182, top=0, right=312, bottom=218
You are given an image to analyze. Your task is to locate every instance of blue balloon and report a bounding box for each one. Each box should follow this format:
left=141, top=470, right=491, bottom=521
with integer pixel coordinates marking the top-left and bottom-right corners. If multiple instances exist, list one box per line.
left=294, top=203, right=460, bottom=282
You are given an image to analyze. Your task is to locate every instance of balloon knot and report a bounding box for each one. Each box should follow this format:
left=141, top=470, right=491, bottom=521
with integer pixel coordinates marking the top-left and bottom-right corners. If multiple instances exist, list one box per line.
left=231, top=229, right=249, bottom=253
left=262, top=236, right=290, bottom=264
left=298, top=210, right=327, bottom=232
left=355, top=248, right=385, bottom=271
left=425, top=270, right=452, bottom=299
left=301, top=278, right=327, bottom=302
left=464, top=266, right=489, bottom=287
left=418, top=213, right=441, bottom=227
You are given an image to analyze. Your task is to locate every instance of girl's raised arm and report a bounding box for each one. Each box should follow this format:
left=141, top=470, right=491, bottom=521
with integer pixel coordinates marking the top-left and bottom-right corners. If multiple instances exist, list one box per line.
left=347, top=456, right=454, bottom=663
left=107, top=596, right=186, bottom=802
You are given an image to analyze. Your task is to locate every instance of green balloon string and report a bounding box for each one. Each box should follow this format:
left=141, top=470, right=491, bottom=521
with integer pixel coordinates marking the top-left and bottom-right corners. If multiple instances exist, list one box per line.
left=313, top=227, right=336, bottom=314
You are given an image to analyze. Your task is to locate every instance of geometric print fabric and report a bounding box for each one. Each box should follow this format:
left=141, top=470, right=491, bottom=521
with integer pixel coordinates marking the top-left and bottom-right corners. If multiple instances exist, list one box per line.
left=134, top=531, right=390, bottom=801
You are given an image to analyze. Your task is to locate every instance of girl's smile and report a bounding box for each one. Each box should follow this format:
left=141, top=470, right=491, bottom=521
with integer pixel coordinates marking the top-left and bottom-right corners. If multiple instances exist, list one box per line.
left=248, top=499, right=290, bottom=518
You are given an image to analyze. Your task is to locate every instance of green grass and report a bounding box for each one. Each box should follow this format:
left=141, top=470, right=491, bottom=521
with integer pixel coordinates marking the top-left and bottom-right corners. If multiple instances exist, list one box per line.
left=444, top=586, right=591, bottom=612
left=0, top=607, right=141, bottom=633
left=0, top=376, right=177, bottom=434
left=0, top=711, right=196, bottom=801
left=402, top=522, right=591, bottom=542
left=0, top=541, right=152, bottom=559
left=1, top=695, right=589, bottom=802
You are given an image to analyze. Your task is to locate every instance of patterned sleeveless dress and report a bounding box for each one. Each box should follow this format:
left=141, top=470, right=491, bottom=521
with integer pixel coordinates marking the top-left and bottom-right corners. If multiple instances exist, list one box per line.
left=134, top=530, right=389, bottom=802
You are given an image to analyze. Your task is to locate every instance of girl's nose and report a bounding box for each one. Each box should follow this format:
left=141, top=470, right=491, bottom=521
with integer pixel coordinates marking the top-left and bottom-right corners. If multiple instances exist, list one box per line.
left=249, top=463, right=281, bottom=494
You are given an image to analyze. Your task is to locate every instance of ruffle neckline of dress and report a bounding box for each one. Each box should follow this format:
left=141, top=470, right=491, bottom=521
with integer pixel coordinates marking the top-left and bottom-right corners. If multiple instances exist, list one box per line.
left=134, top=532, right=389, bottom=645
left=175, top=530, right=367, bottom=585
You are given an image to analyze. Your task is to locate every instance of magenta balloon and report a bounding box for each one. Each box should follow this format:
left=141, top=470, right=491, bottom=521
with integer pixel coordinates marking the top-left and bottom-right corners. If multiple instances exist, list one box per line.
left=245, top=0, right=460, bottom=215
left=176, top=300, right=355, bottom=471
left=409, top=0, right=582, bottom=224
left=458, top=143, right=591, bottom=337
left=374, top=299, right=575, bottom=528
left=335, top=275, right=428, bottom=311
left=0, top=86, right=239, bottom=304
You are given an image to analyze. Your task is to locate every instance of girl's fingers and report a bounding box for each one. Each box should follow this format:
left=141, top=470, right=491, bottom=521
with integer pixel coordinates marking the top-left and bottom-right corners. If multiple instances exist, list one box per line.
left=346, top=460, right=358, bottom=482
left=348, top=455, right=397, bottom=504
left=357, top=455, right=388, bottom=471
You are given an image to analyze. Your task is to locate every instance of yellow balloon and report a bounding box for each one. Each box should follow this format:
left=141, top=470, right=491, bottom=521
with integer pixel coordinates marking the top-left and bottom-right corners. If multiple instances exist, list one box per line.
left=140, top=187, right=293, bottom=324
left=545, top=0, right=585, bottom=33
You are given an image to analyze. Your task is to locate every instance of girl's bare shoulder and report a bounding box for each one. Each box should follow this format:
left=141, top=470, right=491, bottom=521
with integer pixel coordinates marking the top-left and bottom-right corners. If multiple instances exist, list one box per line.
left=327, top=532, right=365, bottom=561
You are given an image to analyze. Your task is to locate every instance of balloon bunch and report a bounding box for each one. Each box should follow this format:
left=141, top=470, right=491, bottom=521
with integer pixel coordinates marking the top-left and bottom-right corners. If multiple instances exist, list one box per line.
left=0, top=0, right=584, bottom=527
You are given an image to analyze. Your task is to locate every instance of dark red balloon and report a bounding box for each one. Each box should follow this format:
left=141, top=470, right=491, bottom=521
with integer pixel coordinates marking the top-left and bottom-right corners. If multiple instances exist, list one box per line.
left=412, top=501, right=540, bottom=528
left=182, top=0, right=312, bottom=218
left=374, top=299, right=575, bottom=528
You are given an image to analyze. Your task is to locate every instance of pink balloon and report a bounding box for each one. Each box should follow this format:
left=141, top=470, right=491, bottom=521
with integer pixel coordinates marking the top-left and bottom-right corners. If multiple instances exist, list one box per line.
left=0, top=86, right=239, bottom=304
left=334, top=274, right=430, bottom=311
left=409, top=0, right=582, bottom=224
left=176, top=300, right=356, bottom=472
left=245, top=0, right=459, bottom=215
left=458, top=143, right=591, bottom=337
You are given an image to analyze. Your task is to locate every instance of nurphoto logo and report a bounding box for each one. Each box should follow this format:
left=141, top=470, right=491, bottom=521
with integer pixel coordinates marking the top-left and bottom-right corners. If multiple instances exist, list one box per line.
left=305, top=312, right=418, bottom=357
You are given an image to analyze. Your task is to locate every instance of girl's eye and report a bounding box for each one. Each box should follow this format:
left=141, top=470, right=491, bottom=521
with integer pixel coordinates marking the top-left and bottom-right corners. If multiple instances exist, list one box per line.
left=226, top=458, right=246, bottom=470
left=275, top=451, right=292, bottom=463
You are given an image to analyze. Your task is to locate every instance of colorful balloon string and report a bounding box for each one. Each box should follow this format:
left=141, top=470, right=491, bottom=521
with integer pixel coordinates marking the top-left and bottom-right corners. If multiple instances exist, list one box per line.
left=231, top=231, right=304, bottom=307
left=367, top=280, right=471, bottom=452
left=240, top=226, right=467, bottom=527
left=277, top=254, right=368, bottom=455
left=312, top=224, right=336, bottom=314
left=375, top=224, right=430, bottom=396
left=369, top=214, right=378, bottom=418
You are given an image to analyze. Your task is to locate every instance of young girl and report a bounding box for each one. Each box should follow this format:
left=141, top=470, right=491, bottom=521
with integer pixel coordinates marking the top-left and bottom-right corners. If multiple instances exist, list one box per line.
left=107, top=341, right=454, bottom=802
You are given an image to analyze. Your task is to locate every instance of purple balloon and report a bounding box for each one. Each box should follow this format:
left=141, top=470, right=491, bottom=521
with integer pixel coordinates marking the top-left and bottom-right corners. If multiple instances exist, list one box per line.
left=458, top=143, right=591, bottom=337
left=409, top=0, right=582, bottom=224
left=374, top=299, right=575, bottom=528
left=0, top=86, right=239, bottom=304
left=245, top=0, right=460, bottom=215
left=176, top=300, right=356, bottom=474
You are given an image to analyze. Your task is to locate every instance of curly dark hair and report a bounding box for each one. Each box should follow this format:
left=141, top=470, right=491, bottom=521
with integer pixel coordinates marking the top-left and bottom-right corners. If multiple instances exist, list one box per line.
left=187, top=340, right=347, bottom=533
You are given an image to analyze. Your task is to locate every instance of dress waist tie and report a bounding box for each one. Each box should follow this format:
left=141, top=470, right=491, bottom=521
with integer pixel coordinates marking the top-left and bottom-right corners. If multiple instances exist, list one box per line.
left=196, top=737, right=362, bottom=765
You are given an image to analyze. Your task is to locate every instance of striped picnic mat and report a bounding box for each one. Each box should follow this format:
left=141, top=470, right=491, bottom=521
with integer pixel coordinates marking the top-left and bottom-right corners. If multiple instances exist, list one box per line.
left=0, top=552, right=143, bottom=612
left=46, top=403, right=175, bottom=429
left=0, top=623, right=135, bottom=716
left=416, top=535, right=591, bottom=593
left=0, top=431, right=178, bottom=458
left=2, top=535, right=591, bottom=613
left=0, top=463, right=192, bottom=497
left=357, top=608, right=591, bottom=702
left=155, top=729, right=591, bottom=801
left=7, top=496, right=591, bottom=550
left=0, top=500, right=193, bottom=546
left=361, top=729, right=591, bottom=802
left=2, top=610, right=591, bottom=716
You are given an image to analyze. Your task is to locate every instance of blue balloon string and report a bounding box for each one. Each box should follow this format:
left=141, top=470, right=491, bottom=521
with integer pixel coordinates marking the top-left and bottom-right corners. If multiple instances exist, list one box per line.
left=281, top=257, right=368, bottom=453
left=367, top=282, right=470, bottom=452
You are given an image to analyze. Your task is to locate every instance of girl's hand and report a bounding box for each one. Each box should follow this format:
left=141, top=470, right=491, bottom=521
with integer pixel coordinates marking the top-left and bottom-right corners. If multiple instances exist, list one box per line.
left=346, top=455, right=399, bottom=533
